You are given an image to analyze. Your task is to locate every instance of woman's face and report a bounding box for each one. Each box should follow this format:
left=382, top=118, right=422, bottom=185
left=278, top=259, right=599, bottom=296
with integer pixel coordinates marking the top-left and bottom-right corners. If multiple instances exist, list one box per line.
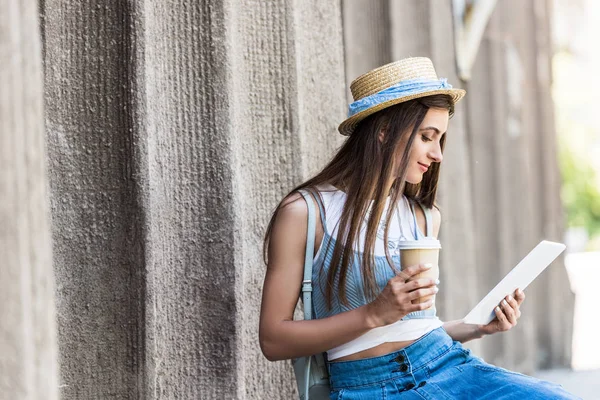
left=396, top=107, right=449, bottom=184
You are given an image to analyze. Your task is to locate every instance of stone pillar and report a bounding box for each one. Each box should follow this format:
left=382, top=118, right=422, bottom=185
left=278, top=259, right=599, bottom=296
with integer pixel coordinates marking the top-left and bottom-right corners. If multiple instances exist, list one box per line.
left=140, top=0, right=345, bottom=397
left=531, top=0, right=573, bottom=369
left=229, top=0, right=346, bottom=397
left=42, top=1, right=146, bottom=398
left=0, top=0, right=58, bottom=398
left=342, top=0, right=391, bottom=101
left=42, top=0, right=345, bottom=398
left=465, top=0, right=573, bottom=372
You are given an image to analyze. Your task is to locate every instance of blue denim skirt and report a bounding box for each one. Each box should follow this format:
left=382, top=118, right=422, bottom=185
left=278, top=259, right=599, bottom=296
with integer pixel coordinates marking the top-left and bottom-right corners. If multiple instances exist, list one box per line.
left=327, top=327, right=580, bottom=399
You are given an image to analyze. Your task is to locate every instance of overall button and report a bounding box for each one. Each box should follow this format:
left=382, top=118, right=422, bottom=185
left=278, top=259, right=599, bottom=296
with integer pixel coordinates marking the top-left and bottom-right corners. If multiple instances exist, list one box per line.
left=405, top=383, right=415, bottom=390
left=394, top=354, right=405, bottom=363
left=418, top=381, right=427, bottom=387
left=399, top=364, right=409, bottom=372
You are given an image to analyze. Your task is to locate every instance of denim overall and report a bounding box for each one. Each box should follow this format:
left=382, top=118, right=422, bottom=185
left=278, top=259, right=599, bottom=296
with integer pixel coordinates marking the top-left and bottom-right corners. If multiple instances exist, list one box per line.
left=327, top=327, right=579, bottom=399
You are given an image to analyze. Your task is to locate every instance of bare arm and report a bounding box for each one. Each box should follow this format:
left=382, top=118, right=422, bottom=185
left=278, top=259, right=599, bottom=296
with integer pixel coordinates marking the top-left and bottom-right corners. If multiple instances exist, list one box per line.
left=259, top=193, right=437, bottom=361
left=443, top=288, right=526, bottom=343
left=443, top=320, right=485, bottom=343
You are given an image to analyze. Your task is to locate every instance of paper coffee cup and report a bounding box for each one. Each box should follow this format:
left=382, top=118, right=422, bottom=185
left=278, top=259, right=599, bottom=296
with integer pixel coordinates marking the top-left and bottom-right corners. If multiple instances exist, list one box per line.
left=397, top=239, right=441, bottom=308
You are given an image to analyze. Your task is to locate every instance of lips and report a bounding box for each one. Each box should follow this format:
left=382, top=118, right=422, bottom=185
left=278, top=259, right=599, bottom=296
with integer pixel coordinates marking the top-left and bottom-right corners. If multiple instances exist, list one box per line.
left=418, top=162, right=429, bottom=172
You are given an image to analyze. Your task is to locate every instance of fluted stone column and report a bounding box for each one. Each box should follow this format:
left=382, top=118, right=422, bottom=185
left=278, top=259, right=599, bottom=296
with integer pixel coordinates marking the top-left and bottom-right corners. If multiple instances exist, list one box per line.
left=465, top=0, right=573, bottom=371
left=342, top=0, right=391, bottom=102
left=140, top=1, right=345, bottom=398
left=230, top=1, right=345, bottom=398
left=531, top=0, right=573, bottom=369
left=0, top=0, right=58, bottom=398
left=43, top=1, right=148, bottom=398
left=42, top=0, right=345, bottom=398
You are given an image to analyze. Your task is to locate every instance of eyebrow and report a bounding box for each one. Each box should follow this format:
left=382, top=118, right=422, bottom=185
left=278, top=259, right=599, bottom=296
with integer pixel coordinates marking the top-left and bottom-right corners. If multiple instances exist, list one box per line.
left=419, top=126, right=445, bottom=135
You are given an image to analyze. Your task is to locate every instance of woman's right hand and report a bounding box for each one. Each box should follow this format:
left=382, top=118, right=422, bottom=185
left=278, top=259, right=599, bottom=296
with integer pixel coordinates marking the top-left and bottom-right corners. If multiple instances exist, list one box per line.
left=365, top=263, right=439, bottom=328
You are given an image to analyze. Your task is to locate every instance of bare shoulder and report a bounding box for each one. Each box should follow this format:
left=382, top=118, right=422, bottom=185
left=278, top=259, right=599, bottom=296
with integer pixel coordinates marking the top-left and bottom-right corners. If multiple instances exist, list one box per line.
left=272, top=190, right=324, bottom=259
left=278, top=190, right=323, bottom=224
left=279, top=191, right=308, bottom=215
left=271, top=192, right=306, bottom=232
left=275, top=192, right=311, bottom=233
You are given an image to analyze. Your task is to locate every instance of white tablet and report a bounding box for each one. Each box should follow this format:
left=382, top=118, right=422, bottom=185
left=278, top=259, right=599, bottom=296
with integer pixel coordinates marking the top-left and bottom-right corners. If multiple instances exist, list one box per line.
left=463, top=240, right=566, bottom=325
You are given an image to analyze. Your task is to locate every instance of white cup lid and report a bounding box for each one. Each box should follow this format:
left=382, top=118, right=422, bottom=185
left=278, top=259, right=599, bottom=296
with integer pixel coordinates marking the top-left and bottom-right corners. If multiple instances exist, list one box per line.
left=396, top=239, right=441, bottom=250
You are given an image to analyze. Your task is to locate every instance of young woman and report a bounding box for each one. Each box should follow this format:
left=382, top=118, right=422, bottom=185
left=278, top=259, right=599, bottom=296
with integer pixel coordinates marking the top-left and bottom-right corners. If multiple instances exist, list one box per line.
left=259, top=57, right=579, bottom=399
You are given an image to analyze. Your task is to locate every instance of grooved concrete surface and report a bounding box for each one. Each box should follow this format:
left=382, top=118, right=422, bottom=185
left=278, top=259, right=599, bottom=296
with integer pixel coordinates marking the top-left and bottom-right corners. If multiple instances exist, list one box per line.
left=230, top=1, right=345, bottom=398
left=43, top=1, right=146, bottom=398
left=42, top=0, right=345, bottom=399
left=0, top=0, right=58, bottom=399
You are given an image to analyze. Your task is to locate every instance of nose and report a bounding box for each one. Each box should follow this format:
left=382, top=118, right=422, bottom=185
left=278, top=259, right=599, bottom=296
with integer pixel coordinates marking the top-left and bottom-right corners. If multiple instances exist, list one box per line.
left=428, top=145, right=443, bottom=163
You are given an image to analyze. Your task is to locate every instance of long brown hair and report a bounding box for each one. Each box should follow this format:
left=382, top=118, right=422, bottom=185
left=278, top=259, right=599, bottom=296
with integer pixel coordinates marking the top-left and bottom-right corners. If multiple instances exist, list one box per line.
left=263, top=94, right=454, bottom=309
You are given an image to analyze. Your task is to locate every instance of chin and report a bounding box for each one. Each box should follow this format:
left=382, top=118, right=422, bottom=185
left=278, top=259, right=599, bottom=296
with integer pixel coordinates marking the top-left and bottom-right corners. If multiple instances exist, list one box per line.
left=406, top=175, right=423, bottom=185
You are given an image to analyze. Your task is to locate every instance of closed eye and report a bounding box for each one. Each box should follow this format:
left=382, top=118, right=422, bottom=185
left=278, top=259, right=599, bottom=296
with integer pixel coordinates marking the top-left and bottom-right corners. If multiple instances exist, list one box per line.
left=421, top=134, right=432, bottom=142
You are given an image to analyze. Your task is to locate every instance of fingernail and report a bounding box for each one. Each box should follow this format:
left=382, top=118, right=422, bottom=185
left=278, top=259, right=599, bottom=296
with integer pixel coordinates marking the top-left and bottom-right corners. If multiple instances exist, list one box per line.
left=496, top=306, right=501, bottom=312
left=435, top=279, right=440, bottom=285
left=502, top=300, right=508, bottom=306
left=424, top=263, right=433, bottom=269
left=433, top=287, right=439, bottom=293
left=508, top=295, right=514, bottom=302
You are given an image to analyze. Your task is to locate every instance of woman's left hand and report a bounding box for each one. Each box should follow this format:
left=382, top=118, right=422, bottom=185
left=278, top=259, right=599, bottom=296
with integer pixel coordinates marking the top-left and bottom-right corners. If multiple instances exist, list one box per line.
left=477, top=289, right=525, bottom=336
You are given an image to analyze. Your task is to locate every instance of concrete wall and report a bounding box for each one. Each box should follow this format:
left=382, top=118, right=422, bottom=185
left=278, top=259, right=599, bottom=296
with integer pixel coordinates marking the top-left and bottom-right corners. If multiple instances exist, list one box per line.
left=41, top=0, right=344, bottom=398
left=0, top=0, right=571, bottom=398
left=0, top=0, right=58, bottom=399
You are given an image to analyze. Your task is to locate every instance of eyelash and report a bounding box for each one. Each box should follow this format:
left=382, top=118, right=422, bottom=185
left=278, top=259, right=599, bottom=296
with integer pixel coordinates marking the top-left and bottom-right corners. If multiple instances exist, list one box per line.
left=421, top=135, right=432, bottom=142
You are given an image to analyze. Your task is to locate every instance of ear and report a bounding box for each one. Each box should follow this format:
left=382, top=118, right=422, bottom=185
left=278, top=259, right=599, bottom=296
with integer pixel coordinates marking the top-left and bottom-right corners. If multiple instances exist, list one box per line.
left=378, top=128, right=386, bottom=143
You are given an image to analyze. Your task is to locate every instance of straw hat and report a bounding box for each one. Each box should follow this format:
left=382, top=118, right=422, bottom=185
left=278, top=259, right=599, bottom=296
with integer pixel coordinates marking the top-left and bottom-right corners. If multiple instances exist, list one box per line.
left=338, top=57, right=466, bottom=136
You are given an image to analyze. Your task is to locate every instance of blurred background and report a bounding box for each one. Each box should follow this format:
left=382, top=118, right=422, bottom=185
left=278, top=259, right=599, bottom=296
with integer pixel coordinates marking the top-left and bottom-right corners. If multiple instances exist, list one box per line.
left=1, top=0, right=599, bottom=399
left=533, top=0, right=600, bottom=396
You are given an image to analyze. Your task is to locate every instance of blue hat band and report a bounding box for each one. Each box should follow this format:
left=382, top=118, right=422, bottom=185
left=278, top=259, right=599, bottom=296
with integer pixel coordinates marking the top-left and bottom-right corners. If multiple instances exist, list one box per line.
left=347, top=78, right=452, bottom=118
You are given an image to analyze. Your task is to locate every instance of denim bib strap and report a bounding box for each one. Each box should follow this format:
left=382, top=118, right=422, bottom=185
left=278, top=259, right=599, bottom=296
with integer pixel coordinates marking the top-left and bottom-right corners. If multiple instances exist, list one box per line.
left=310, top=190, right=327, bottom=230
left=409, top=201, right=434, bottom=238
left=423, top=206, right=433, bottom=238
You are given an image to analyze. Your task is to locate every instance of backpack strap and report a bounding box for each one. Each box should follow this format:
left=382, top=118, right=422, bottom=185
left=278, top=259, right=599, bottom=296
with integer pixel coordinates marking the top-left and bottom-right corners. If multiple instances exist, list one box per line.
left=297, top=189, right=316, bottom=320
left=297, top=189, right=317, bottom=397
